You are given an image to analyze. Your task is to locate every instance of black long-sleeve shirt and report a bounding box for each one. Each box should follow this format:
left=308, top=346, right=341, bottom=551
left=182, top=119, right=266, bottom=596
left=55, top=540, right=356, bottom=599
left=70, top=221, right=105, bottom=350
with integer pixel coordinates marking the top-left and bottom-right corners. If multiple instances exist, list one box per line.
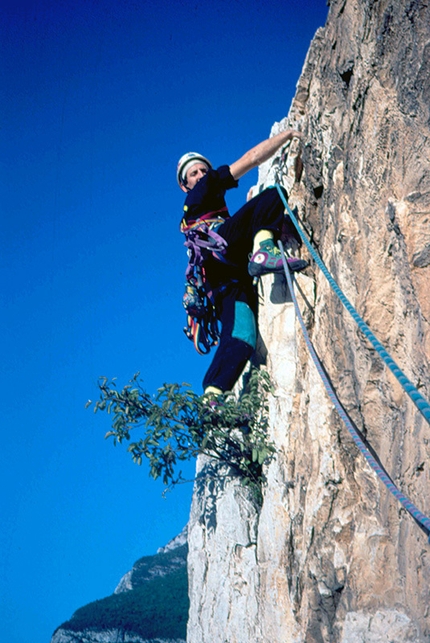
left=180, top=165, right=238, bottom=228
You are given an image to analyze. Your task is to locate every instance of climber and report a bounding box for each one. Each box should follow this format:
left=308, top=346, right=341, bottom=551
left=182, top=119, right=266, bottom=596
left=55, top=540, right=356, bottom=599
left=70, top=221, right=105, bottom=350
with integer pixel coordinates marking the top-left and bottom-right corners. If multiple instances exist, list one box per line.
left=177, top=129, right=307, bottom=396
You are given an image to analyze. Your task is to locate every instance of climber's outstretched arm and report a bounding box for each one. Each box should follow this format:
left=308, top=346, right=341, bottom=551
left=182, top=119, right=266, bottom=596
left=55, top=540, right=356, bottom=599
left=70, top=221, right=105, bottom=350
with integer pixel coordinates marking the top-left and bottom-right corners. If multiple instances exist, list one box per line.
left=229, top=129, right=302, bottom=180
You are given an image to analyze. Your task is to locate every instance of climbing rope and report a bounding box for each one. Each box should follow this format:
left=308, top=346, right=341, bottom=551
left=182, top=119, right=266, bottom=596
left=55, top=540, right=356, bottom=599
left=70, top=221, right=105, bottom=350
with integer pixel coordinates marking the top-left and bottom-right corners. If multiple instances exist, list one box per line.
left=275, top=184, right=430, bottom=426
left=278, top=241, right=430, bottom=538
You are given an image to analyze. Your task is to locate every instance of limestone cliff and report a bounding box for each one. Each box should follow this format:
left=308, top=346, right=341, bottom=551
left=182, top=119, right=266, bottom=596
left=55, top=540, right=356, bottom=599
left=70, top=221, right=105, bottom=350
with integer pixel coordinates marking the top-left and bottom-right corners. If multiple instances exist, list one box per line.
left=186, top=1, right=430, bottom=642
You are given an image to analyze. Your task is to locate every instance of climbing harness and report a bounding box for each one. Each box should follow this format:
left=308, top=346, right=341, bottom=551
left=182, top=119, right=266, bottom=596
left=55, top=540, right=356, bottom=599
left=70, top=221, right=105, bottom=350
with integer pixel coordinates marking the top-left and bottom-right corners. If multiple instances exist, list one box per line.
left=181, top=217, right=229, bottom=355
left=275, top=186, right=430, bottom=539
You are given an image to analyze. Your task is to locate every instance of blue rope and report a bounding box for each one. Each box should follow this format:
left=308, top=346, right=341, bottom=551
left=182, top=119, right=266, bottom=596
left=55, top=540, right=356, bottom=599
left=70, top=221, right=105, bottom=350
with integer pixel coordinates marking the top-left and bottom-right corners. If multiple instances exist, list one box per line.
left=278, top=241, right=430, bottom=538
left=275, top=184, right=430, bottom=426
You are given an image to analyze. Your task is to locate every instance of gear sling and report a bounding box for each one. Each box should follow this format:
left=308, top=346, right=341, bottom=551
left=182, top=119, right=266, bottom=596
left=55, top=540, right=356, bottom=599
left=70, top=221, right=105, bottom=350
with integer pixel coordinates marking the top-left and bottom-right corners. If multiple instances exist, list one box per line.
left=181, top=213, right=229, bottom=354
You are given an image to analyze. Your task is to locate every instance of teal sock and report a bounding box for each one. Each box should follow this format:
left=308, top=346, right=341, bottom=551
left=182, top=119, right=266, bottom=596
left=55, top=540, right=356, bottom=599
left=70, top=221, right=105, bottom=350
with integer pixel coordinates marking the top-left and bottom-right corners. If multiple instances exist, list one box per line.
left=260, top=238, right=275, bottom=249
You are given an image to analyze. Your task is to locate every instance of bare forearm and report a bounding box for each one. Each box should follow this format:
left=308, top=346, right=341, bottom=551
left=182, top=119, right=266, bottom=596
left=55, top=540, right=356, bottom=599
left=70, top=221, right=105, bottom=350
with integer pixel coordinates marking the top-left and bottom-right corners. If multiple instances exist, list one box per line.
left=229, top=129, right=302, bottom=180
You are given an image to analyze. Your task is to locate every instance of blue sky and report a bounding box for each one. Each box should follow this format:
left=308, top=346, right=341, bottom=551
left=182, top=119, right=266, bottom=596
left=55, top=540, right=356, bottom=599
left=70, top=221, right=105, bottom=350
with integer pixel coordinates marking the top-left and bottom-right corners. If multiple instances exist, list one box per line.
left=1, top=1, right=329, bottom=642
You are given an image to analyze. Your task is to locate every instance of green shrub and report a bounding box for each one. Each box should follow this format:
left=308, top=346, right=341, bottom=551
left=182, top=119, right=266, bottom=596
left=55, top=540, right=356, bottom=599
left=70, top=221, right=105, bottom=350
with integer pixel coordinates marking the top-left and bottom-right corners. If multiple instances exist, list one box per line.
left=88, top=368, right=275, bottom=491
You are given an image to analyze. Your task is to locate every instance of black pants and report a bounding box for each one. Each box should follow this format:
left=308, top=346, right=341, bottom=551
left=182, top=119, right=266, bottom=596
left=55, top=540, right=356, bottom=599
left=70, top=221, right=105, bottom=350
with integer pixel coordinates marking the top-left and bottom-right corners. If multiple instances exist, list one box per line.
left=202, top=186, right=295, bottom=392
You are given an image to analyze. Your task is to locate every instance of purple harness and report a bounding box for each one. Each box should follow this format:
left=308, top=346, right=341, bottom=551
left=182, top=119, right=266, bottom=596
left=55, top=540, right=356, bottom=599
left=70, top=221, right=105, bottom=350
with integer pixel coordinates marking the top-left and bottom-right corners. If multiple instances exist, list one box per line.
left=181, top=221, right=229, bottom=354
left=184, top=222, right=229, bottom=279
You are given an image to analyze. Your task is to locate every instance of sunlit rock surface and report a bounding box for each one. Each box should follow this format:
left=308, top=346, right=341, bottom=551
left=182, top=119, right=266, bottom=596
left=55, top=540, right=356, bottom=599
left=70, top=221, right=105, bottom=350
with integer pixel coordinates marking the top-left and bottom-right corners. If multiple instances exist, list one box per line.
left=186, top=0, right=430, bottom=641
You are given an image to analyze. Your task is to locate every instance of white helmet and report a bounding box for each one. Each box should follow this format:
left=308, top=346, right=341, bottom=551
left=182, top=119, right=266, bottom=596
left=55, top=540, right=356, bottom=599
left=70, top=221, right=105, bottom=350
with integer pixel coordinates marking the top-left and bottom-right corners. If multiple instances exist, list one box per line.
left=176, top=152, right=212, bottom=188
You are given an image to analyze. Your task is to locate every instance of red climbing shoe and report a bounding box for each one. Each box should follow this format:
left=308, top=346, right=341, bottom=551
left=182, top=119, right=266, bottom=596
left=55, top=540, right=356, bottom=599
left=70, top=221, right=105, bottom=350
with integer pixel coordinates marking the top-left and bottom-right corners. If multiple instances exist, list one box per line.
left=248, top=240, right=308, bottom=277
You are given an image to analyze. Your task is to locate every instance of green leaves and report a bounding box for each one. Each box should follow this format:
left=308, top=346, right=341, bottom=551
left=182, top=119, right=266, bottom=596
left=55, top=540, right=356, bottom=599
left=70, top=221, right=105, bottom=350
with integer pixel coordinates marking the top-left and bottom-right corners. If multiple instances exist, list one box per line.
left=88, top=369, right=275, bottom=492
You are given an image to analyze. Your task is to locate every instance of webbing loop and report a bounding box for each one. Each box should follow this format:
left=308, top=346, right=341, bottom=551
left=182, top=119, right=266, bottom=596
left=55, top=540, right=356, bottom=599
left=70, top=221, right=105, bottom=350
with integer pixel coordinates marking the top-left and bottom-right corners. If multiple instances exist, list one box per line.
left=275, top=184, right=430, bottom=426
left=182, top=219, right=227, bottom=355
left=278, top=241, right=430, bottom=539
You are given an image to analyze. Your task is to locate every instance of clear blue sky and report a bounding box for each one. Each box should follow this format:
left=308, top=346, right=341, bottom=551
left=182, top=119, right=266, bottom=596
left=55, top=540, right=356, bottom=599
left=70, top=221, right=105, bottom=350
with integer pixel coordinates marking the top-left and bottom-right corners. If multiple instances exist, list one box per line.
left=1, top=2, right=329, bottom=642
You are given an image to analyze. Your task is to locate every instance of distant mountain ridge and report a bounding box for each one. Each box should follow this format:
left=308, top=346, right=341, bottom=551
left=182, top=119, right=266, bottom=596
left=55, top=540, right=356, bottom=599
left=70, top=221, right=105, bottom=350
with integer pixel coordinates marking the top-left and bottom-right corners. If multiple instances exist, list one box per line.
left=51, top=529, right=188, bottom=643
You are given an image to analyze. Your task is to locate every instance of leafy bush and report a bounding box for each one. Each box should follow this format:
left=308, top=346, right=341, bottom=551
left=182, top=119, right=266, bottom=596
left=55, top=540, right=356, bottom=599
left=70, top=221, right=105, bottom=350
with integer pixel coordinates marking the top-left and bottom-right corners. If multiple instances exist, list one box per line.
left=88, top=368, right=275, bottom=490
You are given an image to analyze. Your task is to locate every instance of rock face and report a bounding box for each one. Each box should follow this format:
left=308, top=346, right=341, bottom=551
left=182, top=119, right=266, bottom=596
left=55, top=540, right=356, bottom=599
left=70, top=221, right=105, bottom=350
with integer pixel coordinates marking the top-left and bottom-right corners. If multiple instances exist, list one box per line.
left=186, top=1, right=430, bottom=642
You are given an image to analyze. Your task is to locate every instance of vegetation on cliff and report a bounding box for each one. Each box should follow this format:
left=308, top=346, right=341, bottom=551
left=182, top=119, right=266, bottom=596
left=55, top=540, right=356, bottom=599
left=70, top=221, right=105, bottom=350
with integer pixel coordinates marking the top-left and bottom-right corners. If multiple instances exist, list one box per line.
left=88, top=367, right=275, bottom=492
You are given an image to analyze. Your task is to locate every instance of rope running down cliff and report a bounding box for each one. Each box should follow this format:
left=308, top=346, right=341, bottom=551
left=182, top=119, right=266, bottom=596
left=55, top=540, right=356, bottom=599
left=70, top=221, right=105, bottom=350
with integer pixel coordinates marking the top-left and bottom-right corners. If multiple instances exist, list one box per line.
left=278, top=239, right=430, bottom=538
left=275, top=187, right=430, bottom=538
left=275, top=184, right=430, bottom=426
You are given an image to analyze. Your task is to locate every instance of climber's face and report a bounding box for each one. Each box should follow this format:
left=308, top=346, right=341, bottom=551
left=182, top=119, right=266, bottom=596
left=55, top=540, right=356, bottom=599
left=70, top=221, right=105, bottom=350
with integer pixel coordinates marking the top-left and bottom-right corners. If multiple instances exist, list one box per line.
left=180, top=163, right=209, bottom=192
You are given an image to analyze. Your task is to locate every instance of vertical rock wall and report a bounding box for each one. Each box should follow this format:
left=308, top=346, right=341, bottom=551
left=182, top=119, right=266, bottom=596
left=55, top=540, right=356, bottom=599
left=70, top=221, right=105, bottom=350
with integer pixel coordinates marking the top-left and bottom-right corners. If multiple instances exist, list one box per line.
left=187, top=1, right=430, bottom=641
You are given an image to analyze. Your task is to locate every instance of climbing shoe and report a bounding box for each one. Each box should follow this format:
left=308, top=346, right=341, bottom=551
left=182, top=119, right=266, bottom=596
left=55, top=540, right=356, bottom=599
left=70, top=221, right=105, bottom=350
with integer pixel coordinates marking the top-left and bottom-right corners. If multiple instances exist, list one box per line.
left=248, top=240, right=308, bottom=277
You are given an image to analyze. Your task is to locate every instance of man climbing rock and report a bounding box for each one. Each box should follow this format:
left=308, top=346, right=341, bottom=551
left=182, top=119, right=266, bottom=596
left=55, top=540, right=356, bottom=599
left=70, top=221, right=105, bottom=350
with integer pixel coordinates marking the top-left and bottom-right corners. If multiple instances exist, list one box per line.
left=177, top=129, right=307, bottom=396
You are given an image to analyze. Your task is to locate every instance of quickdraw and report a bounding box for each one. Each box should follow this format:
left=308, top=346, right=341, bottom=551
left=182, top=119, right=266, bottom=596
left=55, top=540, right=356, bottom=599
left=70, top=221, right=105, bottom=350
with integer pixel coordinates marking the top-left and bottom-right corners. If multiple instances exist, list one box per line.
left=181, top=217, right=228, bottom=355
